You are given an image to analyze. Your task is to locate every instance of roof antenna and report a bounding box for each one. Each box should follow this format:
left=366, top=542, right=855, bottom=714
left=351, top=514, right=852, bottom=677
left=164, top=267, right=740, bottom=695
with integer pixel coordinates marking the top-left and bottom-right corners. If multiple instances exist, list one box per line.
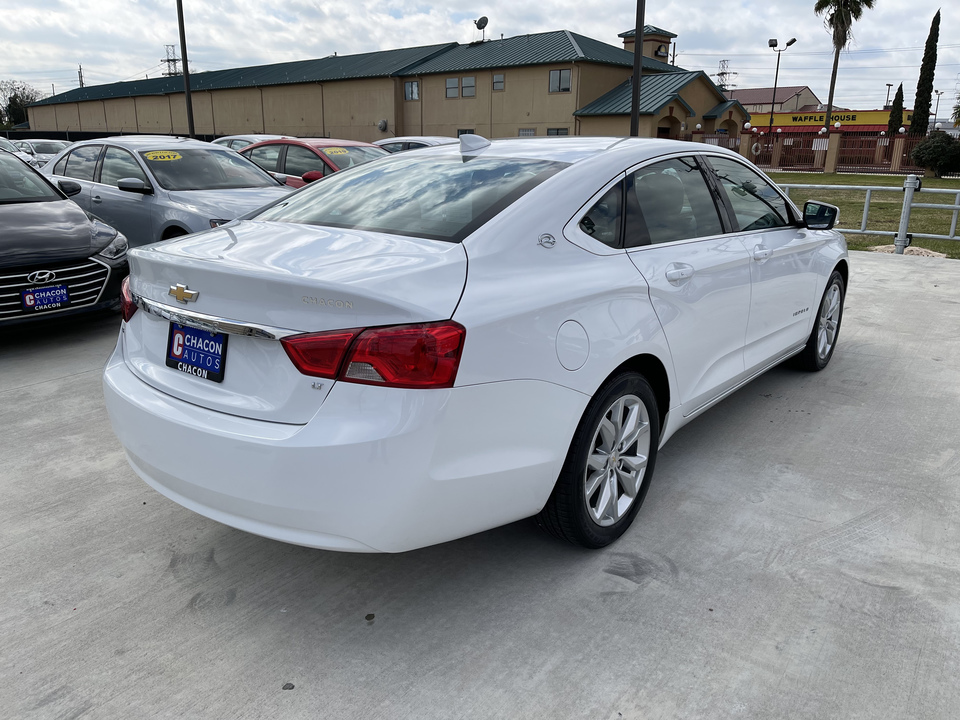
left=474, top=16, right=488, bottom=42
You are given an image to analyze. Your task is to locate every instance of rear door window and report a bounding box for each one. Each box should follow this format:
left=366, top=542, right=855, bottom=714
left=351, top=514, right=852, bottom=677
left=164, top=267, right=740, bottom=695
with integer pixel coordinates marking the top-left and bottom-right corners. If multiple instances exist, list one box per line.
left=625, top=156, right=724, bottom=246
left=63, top=145, right=103, bottom=182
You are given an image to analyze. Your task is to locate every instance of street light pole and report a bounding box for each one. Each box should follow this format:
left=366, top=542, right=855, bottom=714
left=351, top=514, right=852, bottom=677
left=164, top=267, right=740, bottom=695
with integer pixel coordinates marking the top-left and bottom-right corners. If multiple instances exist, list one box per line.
left=885, top=83, right=893, bottom=108
left=767, top=37, right=796, bottom=136
left=933, top=90, right=944, bottom=124
left=629, top=0, right=646, bottom=137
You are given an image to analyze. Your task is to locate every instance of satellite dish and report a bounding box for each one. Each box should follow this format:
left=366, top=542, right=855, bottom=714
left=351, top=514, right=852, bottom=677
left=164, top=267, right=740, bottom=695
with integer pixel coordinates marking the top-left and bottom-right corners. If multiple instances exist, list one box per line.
left=475, top=16, right=488, bottom=30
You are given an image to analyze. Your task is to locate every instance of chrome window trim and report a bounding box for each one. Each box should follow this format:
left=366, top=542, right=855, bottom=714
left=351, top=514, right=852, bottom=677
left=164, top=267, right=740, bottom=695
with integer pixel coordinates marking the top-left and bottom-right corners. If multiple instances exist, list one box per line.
left=133, top=295, right=300, bottom=340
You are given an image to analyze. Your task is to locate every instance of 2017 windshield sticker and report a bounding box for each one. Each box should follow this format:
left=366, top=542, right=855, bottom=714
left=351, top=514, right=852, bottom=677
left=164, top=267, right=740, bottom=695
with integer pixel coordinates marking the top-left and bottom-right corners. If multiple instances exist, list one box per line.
left=144, top=151, right=182, bottom=161
left=322, top=148, right=348, bottom=156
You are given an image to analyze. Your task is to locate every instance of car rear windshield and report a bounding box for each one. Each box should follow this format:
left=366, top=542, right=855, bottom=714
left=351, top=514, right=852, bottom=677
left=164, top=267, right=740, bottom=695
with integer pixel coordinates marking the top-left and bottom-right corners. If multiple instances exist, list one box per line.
left=138, top=148, right=279, bottom=191
left=0, top=138, right=18, bottom=153
left=317, top=145, right=388, bottom=170
left=33, top=141, right=68, bottom=154
left=254, top=154, right=568, bottom=242
left=0, top=152, right=60, bottom=204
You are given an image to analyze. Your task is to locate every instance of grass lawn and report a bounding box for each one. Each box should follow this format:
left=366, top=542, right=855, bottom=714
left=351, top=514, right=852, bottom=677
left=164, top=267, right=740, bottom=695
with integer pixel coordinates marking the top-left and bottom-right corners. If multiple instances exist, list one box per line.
left=766, top=171, right=960, bottom=259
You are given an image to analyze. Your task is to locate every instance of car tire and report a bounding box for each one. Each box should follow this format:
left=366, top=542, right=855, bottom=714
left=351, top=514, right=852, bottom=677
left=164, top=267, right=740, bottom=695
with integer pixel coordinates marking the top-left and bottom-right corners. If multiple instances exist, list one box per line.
left=794, top=269, right=845, bottom=372
left=537, top=372, right=660, bottom=549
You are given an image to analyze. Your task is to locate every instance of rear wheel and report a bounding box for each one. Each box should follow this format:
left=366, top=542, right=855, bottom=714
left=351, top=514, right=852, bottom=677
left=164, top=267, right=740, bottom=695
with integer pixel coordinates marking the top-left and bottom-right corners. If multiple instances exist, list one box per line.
left=537, top=372, right=659, bottom=548
left=795, top=270, right=845, bottom=371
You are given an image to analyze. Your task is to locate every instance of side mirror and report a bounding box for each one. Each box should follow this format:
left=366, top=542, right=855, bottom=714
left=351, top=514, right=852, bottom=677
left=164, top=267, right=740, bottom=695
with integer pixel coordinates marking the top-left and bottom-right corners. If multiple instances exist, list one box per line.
left=302, top=171, right=324, bottom=184
left=117, top=177, right=154, bottom=195
left=272, top=173, right=288, bottom=185
left=803, top=201, right=839, bottom=230
left=58, top=180, right=83, bottom=197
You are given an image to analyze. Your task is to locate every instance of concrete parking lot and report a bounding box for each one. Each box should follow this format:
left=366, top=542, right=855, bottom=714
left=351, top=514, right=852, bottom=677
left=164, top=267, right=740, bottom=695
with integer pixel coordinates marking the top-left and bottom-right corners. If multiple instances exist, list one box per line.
left=2, top=251, right=960, bottom=719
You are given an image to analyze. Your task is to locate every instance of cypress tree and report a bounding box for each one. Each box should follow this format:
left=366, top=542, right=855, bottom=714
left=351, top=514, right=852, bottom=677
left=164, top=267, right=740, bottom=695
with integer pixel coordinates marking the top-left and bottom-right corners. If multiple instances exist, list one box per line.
left=910, top=10, right=940, bottom=136
left=888, top=84, right=904, bottom=137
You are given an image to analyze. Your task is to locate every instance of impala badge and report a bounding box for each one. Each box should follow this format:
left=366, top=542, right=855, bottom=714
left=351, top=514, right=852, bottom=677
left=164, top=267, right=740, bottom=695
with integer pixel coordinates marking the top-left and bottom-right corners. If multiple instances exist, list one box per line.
left=169, top=283, right=199, bottom=303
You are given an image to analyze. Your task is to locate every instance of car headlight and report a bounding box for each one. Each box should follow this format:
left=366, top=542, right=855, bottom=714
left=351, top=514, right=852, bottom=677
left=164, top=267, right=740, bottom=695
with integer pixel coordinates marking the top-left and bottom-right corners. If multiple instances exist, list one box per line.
left=98, top=232, right=129, bottom=259
left=209, top=219, right=230, bottom=228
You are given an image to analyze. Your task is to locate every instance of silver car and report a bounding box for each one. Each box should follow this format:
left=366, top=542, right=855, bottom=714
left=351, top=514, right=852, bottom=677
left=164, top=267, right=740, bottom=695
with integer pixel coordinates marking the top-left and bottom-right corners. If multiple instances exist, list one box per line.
left=42, top=136, right=293, bottom=247
left=0, top=137, right=38, bottom=167
left=211, top=134, right=294, bottom=151
left=14, top=139, right=71, bottom=167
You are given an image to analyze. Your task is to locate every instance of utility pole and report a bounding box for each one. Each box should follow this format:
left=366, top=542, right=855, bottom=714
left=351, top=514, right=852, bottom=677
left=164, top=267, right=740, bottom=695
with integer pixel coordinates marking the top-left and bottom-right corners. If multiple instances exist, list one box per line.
left=629, top=0, right=646, bottom=137
left=78, top=65, right=84, bottom=88
left=176, top=0, right=196, bottom=138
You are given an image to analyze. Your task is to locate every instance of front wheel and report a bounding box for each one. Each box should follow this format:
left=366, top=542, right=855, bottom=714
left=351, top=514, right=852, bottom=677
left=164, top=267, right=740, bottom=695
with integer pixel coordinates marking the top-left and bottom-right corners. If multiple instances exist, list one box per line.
left=536, top=372, right=660, bottom=548
left=794, top=269, right=845, bottom=371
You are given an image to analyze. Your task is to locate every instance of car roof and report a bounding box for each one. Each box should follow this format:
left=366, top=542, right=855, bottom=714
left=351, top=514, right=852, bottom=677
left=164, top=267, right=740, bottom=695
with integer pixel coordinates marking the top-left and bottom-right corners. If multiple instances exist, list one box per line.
left=71, top=136, right=222, bottom=151
left=374, top=136, right=458, bottom=146
left=418, top=136, right=732, bottom=165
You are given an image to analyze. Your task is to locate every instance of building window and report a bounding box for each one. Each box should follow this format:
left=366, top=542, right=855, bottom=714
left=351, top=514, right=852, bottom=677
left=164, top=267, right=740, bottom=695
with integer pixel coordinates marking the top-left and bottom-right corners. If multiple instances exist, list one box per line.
left=547, top=128, right=569, bottom=136
left=518, top=128, right=536, bottom=137
left=404, top=81, right=419, bottom=101
left=461, top=76, right=476, bottom=98
left=446, top=78, right=459, bottom=98
left=457, top=129, right=475, bottom=137
left=493, top=73, right=505, bottom=91
left=549, top=69, right=571, bottom=93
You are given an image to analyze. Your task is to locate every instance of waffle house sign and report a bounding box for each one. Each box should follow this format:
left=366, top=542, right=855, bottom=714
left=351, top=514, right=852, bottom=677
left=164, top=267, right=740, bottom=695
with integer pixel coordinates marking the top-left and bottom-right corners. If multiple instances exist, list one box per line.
left=767, top=110, right=913, bottom=132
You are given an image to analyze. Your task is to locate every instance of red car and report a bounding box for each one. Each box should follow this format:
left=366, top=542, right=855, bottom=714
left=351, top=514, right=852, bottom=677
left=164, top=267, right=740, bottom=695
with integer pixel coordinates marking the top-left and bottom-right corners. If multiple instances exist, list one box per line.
left=239, top=138, right=388, bottom=188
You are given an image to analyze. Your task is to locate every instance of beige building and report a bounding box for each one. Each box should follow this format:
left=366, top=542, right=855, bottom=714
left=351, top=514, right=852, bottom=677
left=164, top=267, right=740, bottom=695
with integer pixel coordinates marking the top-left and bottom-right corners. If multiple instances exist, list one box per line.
left=727, top=85, right=821, bottom=116
left=28, top=28, right=748, bottom=142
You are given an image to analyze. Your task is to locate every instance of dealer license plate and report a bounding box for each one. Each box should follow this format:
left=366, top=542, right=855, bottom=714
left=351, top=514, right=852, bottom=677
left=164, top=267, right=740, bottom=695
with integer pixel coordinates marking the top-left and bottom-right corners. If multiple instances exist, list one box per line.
left=22, top=285, right=70, bottom=312
left=166, top=323, right=228, bottom=383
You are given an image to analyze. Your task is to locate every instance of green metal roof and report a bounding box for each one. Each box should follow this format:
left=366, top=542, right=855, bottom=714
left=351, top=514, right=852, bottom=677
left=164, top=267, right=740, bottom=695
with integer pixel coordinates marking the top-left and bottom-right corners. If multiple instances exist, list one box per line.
left=399, top=30, right=680, bottom=76
left=704, top=99, right=748, bottom=119
left=574, top=70, right=713, bottom=116
left=618, top=25, right=678, bottom=39
left=31, top=43, right=457, bottom=107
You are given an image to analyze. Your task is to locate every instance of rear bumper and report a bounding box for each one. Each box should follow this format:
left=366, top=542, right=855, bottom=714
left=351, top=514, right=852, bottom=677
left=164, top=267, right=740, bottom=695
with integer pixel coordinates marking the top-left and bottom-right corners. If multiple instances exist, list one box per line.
left=103, top=336, right=588, bottom=552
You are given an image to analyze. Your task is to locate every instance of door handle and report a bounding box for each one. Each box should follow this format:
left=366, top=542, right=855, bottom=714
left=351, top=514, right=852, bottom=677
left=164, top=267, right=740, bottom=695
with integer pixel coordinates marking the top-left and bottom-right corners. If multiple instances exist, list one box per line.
left=665, top=264, right=694, bottom=284
left=92, top=195, right=102, bottom=204
left=753, top=246, right=771, bottom=262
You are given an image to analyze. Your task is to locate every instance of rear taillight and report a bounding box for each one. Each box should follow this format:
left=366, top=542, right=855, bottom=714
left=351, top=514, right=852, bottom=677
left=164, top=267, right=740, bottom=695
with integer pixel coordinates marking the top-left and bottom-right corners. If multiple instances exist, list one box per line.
left=282, top=321, right=466, bottom=389
left=280, top=329, right=362, bottom=379
left=120, top=276, right=137, bottom=322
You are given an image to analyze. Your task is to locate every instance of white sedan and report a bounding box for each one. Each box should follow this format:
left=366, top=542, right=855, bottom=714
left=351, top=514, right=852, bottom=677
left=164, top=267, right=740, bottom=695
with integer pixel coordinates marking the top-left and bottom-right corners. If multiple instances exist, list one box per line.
left=103, top=136, right=847, bottom=553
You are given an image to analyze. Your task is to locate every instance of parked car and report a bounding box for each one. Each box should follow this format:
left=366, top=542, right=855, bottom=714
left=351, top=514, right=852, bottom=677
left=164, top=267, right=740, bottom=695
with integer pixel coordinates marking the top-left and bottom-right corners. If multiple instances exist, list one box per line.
left=240, top=138, right=388, bottom=187
left=103, top=136, right=847, bottom=553
left=0, top=150, right=128, bottom=326
left=373, top=136, right=458, bottom=153
left=14, top=139, right=71, bottom=167
left=0, top=137, right=38, bottom=167
left=42, top=136, right=293, bottom=247
left=211, top=134, right=293, bottom=151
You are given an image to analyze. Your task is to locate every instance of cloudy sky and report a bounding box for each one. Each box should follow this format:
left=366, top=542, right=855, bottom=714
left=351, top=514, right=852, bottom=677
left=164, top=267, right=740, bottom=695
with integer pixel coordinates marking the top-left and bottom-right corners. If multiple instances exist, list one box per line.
left=1, top=0, right=957, bottom=116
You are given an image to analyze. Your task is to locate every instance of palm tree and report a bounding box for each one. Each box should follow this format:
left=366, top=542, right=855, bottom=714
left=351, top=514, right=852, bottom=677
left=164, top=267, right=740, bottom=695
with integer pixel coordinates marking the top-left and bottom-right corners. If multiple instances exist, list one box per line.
left=814, top=0, right=876, bottom=131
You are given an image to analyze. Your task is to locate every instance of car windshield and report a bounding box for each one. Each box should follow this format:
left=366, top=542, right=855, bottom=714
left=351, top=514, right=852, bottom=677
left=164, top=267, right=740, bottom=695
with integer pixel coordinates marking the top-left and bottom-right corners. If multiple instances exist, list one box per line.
left=316, top=145, right=389, bottom=170
left=0, top=151, right=60, bottom=204
left=138, top=148, right=278, bottom=191
left=254, top=153, right=568, bottom=243
left=0, top=138, right=18, bottom=153
left=33, top=141, right=68, bottom=154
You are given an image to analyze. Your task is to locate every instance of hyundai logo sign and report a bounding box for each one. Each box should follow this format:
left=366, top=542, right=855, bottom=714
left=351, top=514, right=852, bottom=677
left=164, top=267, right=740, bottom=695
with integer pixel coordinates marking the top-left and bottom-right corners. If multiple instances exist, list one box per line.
left=27, top=270, right=57, bottom=284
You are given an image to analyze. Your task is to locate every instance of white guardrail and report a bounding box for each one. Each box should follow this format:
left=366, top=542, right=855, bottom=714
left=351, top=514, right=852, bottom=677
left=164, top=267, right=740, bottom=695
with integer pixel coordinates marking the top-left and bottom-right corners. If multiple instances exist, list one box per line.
left=781, top=174, right=960, bottom=254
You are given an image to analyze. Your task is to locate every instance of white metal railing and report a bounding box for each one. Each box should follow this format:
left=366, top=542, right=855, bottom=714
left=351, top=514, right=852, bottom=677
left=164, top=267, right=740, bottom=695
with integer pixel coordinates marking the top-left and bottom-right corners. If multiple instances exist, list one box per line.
left=781, top=174, right=960, bottom=254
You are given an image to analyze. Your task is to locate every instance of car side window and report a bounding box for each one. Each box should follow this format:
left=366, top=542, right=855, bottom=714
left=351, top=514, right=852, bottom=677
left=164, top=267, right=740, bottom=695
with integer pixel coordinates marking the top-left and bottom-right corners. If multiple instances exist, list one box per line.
left=245, top=145, right=281, bottom=172
left=53, top=155, right=67, bottom=176
left=705, top=156, right=791, bottom=232
left=283, top=146, right=325, bottom=178
left=625, top=157, right=724, bottom=246
left=380, top=142, right=404, bottom=153
left=99, top=147, right=148, bottom=187
left=579, top=182, right=622, bottom=249
left=63, top=145, right=103, bottom=182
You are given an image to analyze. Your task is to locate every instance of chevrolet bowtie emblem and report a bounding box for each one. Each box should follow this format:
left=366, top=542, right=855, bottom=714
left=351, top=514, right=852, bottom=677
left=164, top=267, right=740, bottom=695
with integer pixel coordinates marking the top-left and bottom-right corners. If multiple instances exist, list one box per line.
left=169, top=283, right=199, bottom=303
